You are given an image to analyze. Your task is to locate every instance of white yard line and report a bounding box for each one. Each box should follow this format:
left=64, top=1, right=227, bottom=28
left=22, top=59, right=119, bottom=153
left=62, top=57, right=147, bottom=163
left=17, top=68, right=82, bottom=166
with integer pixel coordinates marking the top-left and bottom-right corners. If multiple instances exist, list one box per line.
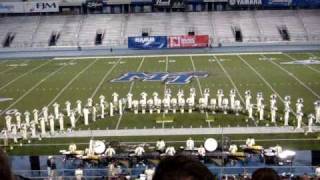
left=0, top=60, right=29, bottom=74
left=190, top=56, right=204, bottom=97
left=0, top=66, right=16, bottom=75
left=238, top=55, right=300, bottom=120
left=214, top=56, right=256, bottom=126
left=162, top=56, right=169, bottom=121
left=190, top=56, right=209, bottom=120
left=164, top=56, right=169, bottom=92
left=0, top=60, right=74, bottom=115
left=0, top=61, right=51, bottom=91
left=304, top=65, right=320, bottom=74
left=115, top=57, right=145, bottom=129
left=284, top=53, right=320, bottom=74
left=46, top=59, right=99, bottom=107
left=213, top=55, right=245, bottom=104
left=160, top=56, right=169, bottom=127
left=90, top=58, right=122, bottom=98
left=54, top=52, right=283, bottom=60
left=237, top=55, right=286, bottom=104
left=262, top=54, right=320, bottom=99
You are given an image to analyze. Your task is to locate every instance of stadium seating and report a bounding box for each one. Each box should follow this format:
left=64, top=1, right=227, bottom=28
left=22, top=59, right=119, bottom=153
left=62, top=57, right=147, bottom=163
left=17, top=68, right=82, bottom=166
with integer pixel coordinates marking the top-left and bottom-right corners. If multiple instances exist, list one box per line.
left=0, top=16, right=40, bottom=48
left=78, top=15, right=119, bottom=46
left=56, top=15, right=82, bottom=47
left=32, top=16, right=67, bottom=47
left=0, top=10, right=320, bottom=48
left=298, top=9, right=320, bottom=41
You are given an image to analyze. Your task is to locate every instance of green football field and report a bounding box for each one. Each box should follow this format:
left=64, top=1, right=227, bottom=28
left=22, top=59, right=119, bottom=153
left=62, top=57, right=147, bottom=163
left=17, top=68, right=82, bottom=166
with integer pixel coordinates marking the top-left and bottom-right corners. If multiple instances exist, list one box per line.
left=1, top=51, right=320, bottom=155
left=0, top=51, right=320, bottom=130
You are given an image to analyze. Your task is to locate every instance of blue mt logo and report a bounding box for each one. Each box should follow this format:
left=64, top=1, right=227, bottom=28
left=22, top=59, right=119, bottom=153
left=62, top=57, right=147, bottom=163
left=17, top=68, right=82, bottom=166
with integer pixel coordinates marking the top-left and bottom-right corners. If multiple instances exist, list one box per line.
left=111, top=72, right=208, bottom=84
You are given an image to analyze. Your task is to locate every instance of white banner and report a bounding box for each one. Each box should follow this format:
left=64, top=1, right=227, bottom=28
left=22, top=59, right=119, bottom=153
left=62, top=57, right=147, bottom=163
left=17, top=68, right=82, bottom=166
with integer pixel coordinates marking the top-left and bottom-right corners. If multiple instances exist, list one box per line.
left=203, top=0, right=228, bottom=2
left=0, top=1, right=59, bottom=13
left=104, top=0, right=131, bottom=4
left=25, top=1, right=59, bottom=13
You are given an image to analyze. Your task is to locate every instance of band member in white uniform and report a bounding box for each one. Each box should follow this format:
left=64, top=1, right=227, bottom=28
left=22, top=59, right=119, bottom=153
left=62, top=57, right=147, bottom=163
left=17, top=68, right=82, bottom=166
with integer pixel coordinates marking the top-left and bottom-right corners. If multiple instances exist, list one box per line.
left=245, top=90, right=251, bottom=111
left=156, top=139, right=166, bottom=153
left=5, top=115, right=12, bottom=132
left=135, top=146, right=145, bottom=157
left=198, top=145, right=206, bottom=157
left=315, top=101, right=320, bottom=123
left=165, top=146, right=176, bottom=156
left=186, top=137, right=195, bottom=151
left=105, top=145, right=116, bottom=158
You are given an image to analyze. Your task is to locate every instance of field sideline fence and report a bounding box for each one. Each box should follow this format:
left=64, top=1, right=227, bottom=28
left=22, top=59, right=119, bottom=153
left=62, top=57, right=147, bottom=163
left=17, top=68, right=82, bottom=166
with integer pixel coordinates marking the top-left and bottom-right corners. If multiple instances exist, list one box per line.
left=12, top=165, right=318, bottom=179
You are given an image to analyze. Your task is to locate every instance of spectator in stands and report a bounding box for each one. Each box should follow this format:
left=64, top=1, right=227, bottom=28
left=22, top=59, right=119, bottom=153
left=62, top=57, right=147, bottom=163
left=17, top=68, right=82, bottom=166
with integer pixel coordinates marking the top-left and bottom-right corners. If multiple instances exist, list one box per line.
left=252, top=168, right=280, bottom=180
left=316, top=166, right=320, bottom=177
left=300, top=173, right=310, bottom=180
left=47, top=156, right=52, bottom=177
left=50, top=157, right=57, bottom=178
left=144, top=165, right=155, bottom=180
left=152, top=155, right=215, bottom=180
left=0, top=148, right=14, bottom=180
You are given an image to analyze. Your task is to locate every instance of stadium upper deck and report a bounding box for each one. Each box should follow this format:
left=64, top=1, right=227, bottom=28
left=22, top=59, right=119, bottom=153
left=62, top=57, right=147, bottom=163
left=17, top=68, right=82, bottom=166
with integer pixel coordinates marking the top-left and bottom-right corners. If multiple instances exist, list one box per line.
left=0, top=0, right=319, bottom=50
left=0, top=0, right=320, bottom=14
left=0, top=10, right=319, bottom=49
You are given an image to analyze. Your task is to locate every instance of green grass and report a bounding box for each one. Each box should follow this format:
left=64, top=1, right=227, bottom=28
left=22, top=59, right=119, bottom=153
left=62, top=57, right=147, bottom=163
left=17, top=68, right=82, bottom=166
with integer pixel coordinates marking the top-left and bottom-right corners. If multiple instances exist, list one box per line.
left=0, top=51, right=320, bottom=155
left=0, top=52, right=319, bottom=128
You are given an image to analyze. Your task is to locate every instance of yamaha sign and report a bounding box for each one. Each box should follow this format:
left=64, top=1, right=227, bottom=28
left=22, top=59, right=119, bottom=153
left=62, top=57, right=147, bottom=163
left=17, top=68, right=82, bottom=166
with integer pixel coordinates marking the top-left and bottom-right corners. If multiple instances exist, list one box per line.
left=229, top=0, right=262, bottom=6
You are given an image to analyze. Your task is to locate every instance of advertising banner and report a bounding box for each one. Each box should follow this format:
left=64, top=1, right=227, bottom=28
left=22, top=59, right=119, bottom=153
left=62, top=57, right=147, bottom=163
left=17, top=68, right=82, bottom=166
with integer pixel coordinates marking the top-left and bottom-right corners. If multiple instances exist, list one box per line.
left=0, top=2, right=24, bottom=13
left=128, top=36, right=167, bottom=49
left=25, top=1, right=59, bottom=13
left=204, top=0, right=228, bottom=2
left=104, top=0, right=131, bottom=4
left=262, top=0, right=292, bottom=6
left=292, top=0, right=320, bottom=7
left=168, top=35, right=209, bottom=48
left=228, top=0, right=263, bottom=6
left=131, top=0, right=153, bottom=4
left=0, top=1, right=59, bottom=13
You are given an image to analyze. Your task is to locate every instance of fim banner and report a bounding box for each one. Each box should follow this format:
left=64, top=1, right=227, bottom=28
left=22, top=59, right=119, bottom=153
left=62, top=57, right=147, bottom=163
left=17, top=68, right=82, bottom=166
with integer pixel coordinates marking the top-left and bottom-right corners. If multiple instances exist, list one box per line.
left=128, top=36, right=167, bottom=49
left=0, top=0, right=59, bottom=14
left=169, top=35, right=209, bottom=48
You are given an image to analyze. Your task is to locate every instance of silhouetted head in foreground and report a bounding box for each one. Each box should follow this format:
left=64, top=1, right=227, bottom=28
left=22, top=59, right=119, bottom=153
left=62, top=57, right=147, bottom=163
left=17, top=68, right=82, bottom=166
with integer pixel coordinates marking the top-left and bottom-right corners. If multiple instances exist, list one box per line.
left=153, top=155, right=215, bottom=180
left=0, top=148, right=14, bottom=180
left=252, top=168, right=280, bottom=180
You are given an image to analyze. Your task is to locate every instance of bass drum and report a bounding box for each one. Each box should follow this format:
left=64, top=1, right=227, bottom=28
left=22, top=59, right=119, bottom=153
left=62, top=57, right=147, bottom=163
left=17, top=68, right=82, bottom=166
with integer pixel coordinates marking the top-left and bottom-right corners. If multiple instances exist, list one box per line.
left=204, top=138, right=218, bottom=152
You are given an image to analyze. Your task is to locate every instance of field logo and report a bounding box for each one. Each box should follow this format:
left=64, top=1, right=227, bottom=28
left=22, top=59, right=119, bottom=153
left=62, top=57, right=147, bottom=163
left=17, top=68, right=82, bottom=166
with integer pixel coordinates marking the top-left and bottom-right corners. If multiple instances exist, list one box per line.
left=281, top=60, right=320, bottom=65
left=111, top=72, right=208, bottom=84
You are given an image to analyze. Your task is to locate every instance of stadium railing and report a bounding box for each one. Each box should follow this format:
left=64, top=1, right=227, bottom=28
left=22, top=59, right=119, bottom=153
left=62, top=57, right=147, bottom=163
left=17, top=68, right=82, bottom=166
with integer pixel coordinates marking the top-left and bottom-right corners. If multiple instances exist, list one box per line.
left=13, top=165, right=318, bottom=179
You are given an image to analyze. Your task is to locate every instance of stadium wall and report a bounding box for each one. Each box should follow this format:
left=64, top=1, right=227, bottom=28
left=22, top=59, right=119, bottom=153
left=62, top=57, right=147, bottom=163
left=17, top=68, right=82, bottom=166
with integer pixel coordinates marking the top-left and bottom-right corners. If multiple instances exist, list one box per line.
left=0, top=42, right=319, bottom=59
left=0, top=0, right=319, bottom=15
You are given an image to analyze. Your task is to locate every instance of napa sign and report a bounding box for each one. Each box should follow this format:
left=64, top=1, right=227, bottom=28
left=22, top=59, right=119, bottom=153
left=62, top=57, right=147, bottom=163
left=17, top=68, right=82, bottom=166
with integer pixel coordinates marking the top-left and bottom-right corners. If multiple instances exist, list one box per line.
left=111, top=72, right=208, bottom=84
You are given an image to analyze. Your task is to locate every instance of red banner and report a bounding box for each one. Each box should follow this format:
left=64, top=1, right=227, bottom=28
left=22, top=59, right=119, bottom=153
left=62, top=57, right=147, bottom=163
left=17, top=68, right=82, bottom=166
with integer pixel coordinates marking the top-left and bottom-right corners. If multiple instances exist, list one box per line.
left=169, top=35, right=209, bottom=48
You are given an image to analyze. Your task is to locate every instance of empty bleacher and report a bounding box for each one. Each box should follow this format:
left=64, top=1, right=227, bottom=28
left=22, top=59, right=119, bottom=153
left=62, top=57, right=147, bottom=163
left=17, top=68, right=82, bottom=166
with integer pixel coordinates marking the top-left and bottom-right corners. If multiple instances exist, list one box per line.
left=0, top=16, right=40, bottom=48
left=212, top=11, right=234, bottom=43
left=32, top=16, right=67, bottom=47
left=56, top=15, right=82, bottom=47
left=298, top=9, right=320, bottom=41
left=0, top=10, right=319, bottom=49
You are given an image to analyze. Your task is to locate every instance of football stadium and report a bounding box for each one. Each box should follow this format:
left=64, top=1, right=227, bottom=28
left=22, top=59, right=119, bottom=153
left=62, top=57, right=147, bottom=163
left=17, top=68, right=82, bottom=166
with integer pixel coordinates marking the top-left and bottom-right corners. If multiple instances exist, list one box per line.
left=0, top=0, right=320, bottom=179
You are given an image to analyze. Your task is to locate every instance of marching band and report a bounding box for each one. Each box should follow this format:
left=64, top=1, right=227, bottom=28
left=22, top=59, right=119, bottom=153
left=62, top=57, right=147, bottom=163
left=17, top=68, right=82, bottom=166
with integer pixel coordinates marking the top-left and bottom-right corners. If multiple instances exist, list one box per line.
left=0, top=88, right=318, bottom=151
